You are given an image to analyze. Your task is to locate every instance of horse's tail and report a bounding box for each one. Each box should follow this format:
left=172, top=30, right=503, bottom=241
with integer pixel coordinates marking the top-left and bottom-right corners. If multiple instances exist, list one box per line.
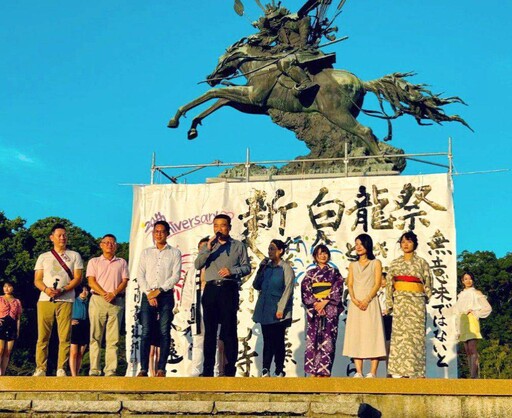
left=362, top=72, right=473, bottom=139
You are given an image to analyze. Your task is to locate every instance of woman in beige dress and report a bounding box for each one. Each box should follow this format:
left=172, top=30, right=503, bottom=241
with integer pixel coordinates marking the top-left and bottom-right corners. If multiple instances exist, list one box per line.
left=343, top=234, right=386, bottom=378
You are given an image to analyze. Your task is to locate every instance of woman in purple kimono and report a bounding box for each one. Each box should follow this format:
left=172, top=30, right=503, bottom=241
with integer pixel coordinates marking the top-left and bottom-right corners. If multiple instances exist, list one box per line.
left=301, top=244, right=344, bottom=377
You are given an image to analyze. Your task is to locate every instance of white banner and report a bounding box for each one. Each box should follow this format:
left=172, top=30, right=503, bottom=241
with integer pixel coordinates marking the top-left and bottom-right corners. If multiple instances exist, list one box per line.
left=127, top=173, right=457, bottom=377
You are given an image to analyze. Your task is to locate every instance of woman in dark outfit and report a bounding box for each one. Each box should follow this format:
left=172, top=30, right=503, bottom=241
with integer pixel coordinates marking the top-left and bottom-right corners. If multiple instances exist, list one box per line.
left=253, top=240, right=295, bottom=377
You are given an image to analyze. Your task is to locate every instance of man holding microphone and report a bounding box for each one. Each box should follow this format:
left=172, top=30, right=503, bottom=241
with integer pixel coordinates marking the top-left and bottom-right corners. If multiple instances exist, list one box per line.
left=195, top=214, right=251, bottom=377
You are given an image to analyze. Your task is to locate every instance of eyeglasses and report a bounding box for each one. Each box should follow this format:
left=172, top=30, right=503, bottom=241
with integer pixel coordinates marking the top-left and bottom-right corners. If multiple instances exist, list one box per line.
left=101, top=241, right=117, bottom=246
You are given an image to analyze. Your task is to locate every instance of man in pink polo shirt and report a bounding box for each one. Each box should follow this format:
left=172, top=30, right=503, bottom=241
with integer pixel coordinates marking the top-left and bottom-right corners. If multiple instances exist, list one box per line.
left=87, top=234, right=129, bottom=376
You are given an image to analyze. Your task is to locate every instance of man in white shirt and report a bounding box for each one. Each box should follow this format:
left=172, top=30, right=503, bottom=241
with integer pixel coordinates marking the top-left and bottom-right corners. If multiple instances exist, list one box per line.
left=33, top=223, right=83, bottom=377
left=87, top=234, right=129, bottom=376
left=137, top=221, right=181, bottom=377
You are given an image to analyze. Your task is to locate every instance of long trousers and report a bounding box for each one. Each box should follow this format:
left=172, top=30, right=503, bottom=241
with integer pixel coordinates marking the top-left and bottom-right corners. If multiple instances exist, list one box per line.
left=261, top=321, right=289, bottom=374
left=139, top=291, right=174, bottom=372
left=89, top=294, right=124, bottom=375
left=36, top=301, right=72, bottom=371
left=202, top=281, right=239, bottom=377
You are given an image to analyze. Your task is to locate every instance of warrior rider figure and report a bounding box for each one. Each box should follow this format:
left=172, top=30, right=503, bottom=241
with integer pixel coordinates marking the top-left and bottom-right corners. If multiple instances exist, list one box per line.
left=249, top=2, right=336, bottom=97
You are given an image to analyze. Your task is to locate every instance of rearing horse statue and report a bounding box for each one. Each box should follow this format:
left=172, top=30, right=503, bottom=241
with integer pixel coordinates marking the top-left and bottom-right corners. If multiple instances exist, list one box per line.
left=168, top=39, right=470, bottom=157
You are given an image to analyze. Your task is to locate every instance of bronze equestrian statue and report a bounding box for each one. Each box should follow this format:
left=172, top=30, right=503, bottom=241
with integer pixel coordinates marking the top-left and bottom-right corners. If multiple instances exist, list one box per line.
left=168, top=0, right=470, bottom=172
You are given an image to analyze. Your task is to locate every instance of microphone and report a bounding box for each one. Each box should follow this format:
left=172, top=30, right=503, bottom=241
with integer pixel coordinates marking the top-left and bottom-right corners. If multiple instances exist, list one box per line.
left=210, top=232, right=222, bottom=248
left=260, top=257, right=271, bottom=268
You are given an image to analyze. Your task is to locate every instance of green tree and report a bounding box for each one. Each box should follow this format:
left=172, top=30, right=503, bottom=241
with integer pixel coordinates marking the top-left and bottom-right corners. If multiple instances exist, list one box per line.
left=1, top=213, right=130, bottom=375
left=457, top=251, right=512, bottom=344
left=116, top=241, right=129, bottom=263
left=0, top=213, right=35, bottom=375
left=480, top=339, right=512, bottom=379
left=0, top=212, right=34, bottom=286
left=457, top=251, right=512, bottom=378
left=29, top=217, right=100, bottom=262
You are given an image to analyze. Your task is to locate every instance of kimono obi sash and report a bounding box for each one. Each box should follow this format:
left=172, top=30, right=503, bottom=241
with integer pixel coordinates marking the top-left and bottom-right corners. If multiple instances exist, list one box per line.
left=312, top=282, right=331, bottom=299
left=394, top=275, right=424, bottom=293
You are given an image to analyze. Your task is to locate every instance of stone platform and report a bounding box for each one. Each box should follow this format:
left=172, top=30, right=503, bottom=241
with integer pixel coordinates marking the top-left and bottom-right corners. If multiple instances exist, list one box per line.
left=0, top=377, right=511, bottom=417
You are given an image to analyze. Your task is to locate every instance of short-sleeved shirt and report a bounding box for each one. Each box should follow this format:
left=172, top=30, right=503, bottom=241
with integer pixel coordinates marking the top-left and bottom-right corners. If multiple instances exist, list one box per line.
left=35, top=250, right=84, bottom=303
left=86, top=255, right=129, bottom=294
left=0, top=297, right=22, bottom=320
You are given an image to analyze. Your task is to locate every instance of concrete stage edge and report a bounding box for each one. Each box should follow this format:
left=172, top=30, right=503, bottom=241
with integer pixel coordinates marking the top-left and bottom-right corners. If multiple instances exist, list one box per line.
left=1, top=377, right=511, bottom=417
left=1, top=377, right=511, bottom=395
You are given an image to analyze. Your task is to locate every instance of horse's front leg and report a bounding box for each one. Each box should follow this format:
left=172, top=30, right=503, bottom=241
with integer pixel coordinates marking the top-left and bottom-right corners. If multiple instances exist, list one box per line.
left=167, top=86, right=253, bottom=130
left=188, top=99, right=230, bottom=140
left=167, top=90, right=218, bottom=129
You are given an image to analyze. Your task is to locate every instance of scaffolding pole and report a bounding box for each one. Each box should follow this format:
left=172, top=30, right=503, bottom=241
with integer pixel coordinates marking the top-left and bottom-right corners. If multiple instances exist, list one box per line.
left=149, top=139, right=458, bottom=184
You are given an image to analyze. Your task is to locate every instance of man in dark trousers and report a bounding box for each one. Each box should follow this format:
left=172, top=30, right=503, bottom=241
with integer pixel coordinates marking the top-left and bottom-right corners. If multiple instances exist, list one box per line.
left=137, top=221, right=182, bottom=377
left=195, top=214, right=251, bottom=377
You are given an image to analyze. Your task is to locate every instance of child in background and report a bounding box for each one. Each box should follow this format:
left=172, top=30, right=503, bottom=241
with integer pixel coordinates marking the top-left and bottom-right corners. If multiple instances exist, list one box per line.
left=377, top=272, right=392, bottom=377
left=0, top=282, right=22, bottom=376
left=69, top=286, right=90, bottom=376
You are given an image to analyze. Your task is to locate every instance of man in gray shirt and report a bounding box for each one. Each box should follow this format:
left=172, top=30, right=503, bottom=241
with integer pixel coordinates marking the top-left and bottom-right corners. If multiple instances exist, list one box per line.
left=195, top=214, right=251, bottom=376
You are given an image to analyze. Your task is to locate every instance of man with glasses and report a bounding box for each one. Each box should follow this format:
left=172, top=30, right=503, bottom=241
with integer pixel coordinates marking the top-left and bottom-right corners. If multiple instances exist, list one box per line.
left=87, top=234, right=129, bottom=376
left=137, top=221, right=182, bottom=377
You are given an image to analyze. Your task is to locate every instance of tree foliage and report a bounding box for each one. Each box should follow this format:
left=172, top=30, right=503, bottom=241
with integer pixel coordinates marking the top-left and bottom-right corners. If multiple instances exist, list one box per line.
left=457, top=250, right=512, bottom=344
left=479, top=339, right=512, bottom=379
left=0, top=212, right=129, bottom=375
left=457, top=250, right=512, bottom=378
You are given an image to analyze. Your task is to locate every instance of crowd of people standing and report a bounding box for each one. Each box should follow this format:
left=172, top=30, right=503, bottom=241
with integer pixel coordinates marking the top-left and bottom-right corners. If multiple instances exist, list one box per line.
left=0, top=216, right=491, bottom=378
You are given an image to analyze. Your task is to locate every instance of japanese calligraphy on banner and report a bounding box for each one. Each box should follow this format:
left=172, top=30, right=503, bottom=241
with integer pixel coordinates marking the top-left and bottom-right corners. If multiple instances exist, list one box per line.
left=127, top=173, right=457, bottom=377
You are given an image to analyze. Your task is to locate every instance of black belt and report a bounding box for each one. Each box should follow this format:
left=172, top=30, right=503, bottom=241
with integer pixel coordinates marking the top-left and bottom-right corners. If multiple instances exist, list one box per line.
left=207, top=279, right=238, bottom=287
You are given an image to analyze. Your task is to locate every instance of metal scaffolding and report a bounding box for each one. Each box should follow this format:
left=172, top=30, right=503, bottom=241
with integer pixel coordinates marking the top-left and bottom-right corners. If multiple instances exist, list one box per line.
left=150, top=138, right=456, bottom=185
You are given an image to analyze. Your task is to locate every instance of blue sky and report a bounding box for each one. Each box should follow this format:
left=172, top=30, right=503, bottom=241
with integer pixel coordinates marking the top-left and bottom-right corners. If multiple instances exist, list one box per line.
left=1, top=0, right=510, bottom=256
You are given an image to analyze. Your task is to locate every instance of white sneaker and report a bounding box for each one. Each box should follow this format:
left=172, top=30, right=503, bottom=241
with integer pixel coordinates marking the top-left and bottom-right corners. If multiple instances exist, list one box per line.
left=56, top=368, right=67, bottom=377
left=261, top=368, right=270, bottom=377
left=33, top=369, right=46, bottom=377
left=89, top=370, right=101, bottom=376
left=353, top=372, right=364, bottom=378
left=365, top=373, right=375, bottom=378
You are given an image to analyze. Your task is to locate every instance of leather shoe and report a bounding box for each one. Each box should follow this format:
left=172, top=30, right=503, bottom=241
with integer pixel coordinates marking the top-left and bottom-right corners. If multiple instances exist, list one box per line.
left=155, top=369, right=166, bottom=377
left=137, top=370, right=148, bottom=377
